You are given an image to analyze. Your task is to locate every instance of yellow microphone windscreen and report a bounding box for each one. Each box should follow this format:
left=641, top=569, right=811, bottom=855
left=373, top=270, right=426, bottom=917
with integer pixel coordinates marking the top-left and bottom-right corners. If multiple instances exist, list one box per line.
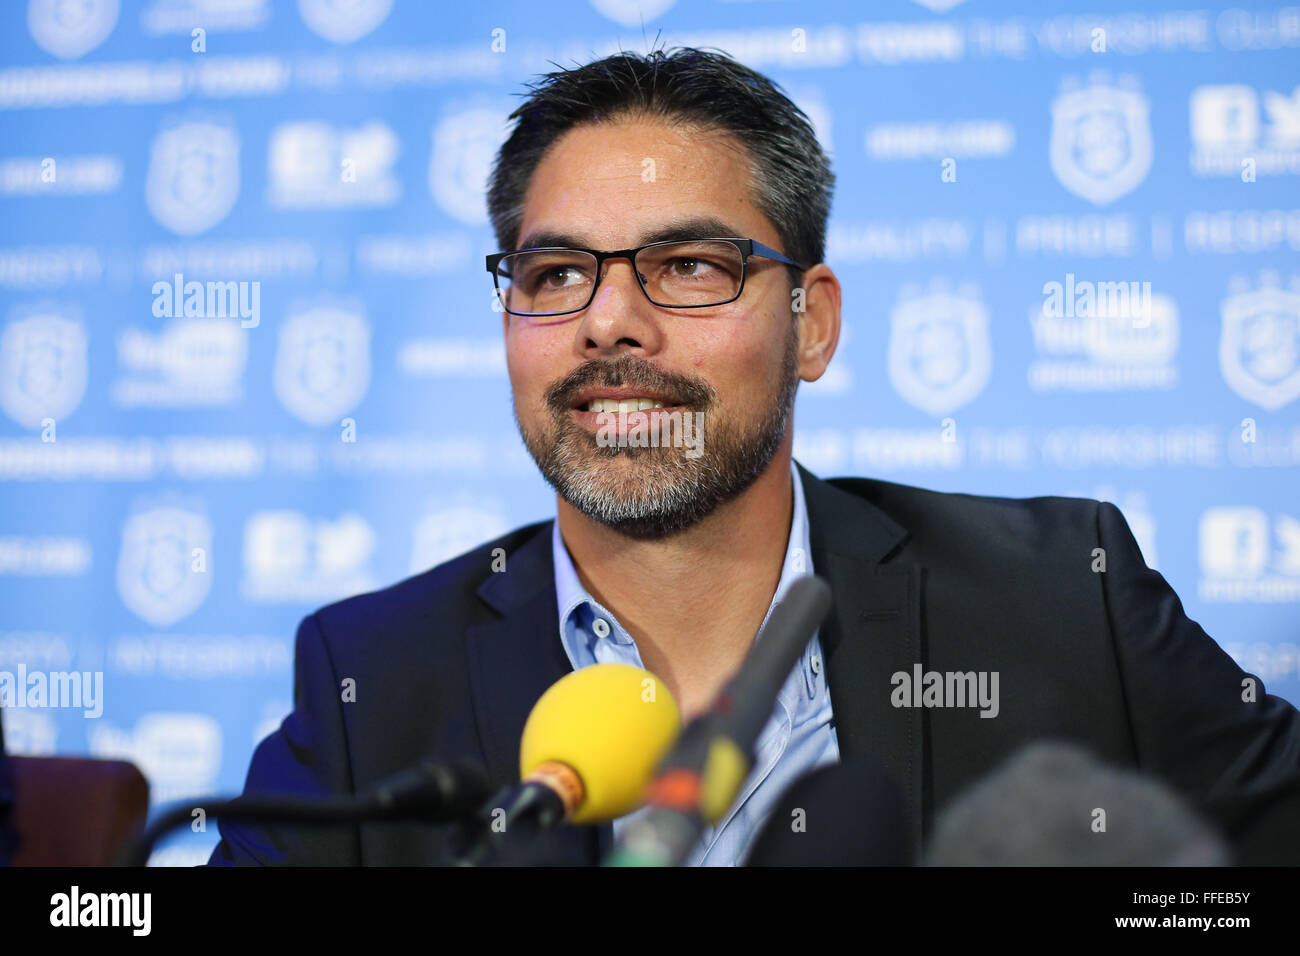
left=519, top=663, right=680, bottom=823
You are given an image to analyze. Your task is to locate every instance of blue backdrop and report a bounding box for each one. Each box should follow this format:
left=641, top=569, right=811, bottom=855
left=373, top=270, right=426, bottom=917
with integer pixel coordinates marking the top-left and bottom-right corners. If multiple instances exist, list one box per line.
left=1, top=0, right=1297, bottom=864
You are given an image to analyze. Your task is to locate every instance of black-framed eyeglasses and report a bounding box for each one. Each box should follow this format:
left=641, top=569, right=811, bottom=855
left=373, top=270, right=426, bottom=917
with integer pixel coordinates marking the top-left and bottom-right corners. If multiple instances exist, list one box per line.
left=485, top=237, right=809, bottom=320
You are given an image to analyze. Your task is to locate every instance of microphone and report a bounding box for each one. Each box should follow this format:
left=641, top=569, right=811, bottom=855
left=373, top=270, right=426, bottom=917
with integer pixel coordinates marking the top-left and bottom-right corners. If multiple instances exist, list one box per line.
left=453, top=663, right=680, bottom=865
left=924, top=741, right=1231, bottom=866
left=605, top=574, right=833, bottom=867
left=744, top=759, right=914, bottom=866
left=124, top=756, right=491, bottom=866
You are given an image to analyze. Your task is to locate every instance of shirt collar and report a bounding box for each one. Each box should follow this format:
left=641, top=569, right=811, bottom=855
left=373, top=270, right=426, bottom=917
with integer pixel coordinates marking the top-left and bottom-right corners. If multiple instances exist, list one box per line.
left=552, top=458, right=815, bottom=670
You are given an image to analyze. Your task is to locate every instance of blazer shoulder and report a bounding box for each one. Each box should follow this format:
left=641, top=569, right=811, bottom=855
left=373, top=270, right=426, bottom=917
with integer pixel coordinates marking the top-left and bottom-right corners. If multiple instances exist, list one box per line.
left=824, top=474, right=1104, bottom=551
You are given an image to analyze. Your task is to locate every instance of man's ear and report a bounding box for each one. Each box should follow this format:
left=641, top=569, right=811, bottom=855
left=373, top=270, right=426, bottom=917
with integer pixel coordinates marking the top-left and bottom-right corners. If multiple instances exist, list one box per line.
left=793, top=264, right=842, bottom=383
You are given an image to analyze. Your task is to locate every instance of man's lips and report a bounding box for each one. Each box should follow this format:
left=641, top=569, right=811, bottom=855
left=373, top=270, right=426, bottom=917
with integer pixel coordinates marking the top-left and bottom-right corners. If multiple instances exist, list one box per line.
left=565, top=386, right=688, bottom=435
left=568, top=386, right=684, bottom=410
left=569, top=404, right=691, bottom=435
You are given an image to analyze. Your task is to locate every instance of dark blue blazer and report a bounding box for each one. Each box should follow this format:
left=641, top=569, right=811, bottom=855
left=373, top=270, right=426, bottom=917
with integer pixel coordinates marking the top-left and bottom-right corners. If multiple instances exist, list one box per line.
left=208, top=464, right=1300, bottom=865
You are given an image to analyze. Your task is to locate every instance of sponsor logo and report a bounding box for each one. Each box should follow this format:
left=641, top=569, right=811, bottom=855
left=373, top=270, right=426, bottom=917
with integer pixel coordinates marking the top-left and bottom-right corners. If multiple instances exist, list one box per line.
left=409, top=504, right=509, bottom=574
left=1190, top=84, right=1300, bottom=176
left=142, top=0, right=269, bottom=34
left=114, top=318, right=247, bottom=408
left=267, top=120, right=400, bottom=208
left=0, top=709, right=58, bottom=754
left=866, top=120, right=1014, bottom=160
left=240, top=510, right=376, bottom=603
left=1199, top=507, right=1300, bottom=602
left=88, top=712, right=221, bottom=803
left=0, top=536, right=91, bottom=574
left=1030, top=276, right=1179, bottom=391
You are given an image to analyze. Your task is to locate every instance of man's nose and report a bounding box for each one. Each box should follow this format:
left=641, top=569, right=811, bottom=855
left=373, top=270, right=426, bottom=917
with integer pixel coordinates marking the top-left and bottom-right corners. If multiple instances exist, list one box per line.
left=591, top=256, right=645, bottom=305
left=576, top=256, right=662, bottom=353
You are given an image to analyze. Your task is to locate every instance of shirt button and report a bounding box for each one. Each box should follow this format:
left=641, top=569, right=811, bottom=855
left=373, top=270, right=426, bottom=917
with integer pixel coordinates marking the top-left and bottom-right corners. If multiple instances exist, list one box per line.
left=592, top=617, right=611, bottom=639
left=810, top=654, right=822, bottom=676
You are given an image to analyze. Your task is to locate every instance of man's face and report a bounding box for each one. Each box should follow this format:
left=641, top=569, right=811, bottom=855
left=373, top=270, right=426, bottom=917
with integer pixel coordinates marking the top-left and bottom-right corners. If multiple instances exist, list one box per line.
left=505, top=117, right=801, bottom=539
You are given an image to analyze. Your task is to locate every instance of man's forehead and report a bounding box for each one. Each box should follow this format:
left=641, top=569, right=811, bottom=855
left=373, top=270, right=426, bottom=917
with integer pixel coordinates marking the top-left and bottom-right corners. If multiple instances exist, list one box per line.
left=513, top=119, right=763, bottom=249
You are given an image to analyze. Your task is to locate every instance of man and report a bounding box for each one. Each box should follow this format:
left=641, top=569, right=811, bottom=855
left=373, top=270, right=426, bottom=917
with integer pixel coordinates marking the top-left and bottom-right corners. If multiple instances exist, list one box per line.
left=209, top=48, right=1300, bottom=867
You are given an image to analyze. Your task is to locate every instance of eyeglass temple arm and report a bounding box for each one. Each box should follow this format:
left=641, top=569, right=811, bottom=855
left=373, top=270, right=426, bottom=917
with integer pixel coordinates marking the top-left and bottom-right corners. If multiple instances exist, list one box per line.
left=749, top=240, right=811, bottom=271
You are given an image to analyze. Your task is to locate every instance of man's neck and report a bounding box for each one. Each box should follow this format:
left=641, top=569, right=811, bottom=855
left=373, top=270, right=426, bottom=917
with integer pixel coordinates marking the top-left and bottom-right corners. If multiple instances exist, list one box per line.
left=555, top=446, right=796, bottom=718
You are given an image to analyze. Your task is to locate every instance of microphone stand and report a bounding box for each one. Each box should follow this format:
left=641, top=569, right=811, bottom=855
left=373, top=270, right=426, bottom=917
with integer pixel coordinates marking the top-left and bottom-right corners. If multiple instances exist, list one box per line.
left=122, top=758, right=489, bottom=866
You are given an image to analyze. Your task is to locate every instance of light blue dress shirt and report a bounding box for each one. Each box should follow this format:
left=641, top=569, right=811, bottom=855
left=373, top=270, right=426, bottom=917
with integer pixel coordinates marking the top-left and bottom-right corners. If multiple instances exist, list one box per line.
left=551, top=457, right=840, bottom=865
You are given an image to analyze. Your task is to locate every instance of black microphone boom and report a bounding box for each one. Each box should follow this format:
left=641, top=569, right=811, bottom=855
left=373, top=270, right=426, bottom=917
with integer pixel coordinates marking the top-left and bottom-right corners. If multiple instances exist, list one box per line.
left=450, top=779, right=569, bottom=866
left=711, top=574, right=835, bottom=756
left=607, top=574, right=833, bottom=867
left=123, top=757, right=490, bottom=866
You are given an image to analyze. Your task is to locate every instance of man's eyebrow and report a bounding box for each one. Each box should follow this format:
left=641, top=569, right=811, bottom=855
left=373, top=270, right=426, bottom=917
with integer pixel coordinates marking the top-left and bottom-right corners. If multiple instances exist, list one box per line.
left=515, top=217, right=744, bottom=251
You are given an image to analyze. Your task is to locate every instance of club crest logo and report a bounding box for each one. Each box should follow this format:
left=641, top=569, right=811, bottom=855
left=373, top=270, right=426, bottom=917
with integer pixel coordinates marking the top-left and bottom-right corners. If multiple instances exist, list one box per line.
left=0, top=307, right=87, bottom=428
left=1050, top=76, right=1153, bottom=205
left=116, top=506, right=213, bottom=628
left=28, top=0, right=119, bottom=60
left=146, top=120, right=240, bottom=236
left=298, top=0, right=392, bottom=44
left=1219, top=280, right=1300, bottom=411
left=273, top=302, right=371, bottom=426
left=429, top=109, right=510, bottom=225
left=888, top=286, right=992, bottom=415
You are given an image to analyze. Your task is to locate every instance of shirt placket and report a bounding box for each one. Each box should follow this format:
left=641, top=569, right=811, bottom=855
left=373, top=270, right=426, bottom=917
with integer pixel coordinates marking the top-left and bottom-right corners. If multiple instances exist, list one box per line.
left=693, top=683, right=796, bottom=865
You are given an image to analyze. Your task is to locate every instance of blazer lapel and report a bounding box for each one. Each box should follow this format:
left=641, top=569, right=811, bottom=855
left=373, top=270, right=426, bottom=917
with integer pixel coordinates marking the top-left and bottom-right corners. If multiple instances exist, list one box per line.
left=798, top=462, right=927, bottom=860
left=463, top=522, right=608, bottom=864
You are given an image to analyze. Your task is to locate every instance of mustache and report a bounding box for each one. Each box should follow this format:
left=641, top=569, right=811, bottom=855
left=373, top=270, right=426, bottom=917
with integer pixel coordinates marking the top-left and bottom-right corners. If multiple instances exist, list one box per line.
left=546, top=355, right=715, bottom=411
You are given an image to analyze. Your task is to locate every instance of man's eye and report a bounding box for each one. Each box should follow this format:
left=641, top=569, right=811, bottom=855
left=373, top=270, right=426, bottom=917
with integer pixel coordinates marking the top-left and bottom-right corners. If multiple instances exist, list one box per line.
left=538, top=266, right=584, bottom=288
left=670, top=257, right=712, bottom=276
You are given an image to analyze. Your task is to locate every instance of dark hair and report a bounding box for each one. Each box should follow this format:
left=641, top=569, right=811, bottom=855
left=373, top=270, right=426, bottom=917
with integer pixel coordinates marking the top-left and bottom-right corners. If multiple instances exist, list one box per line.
left=486, top=47, right=834, bottom=290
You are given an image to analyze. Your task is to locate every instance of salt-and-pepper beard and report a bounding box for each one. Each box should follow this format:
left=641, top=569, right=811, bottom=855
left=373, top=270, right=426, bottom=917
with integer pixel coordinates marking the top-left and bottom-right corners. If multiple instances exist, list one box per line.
left=515, top=320, right=801, bottom=540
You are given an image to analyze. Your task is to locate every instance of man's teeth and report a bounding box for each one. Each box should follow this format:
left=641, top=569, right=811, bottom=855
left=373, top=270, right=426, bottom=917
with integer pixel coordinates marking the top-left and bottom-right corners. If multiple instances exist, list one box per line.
left=584, top=398, right=668, bottom=412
